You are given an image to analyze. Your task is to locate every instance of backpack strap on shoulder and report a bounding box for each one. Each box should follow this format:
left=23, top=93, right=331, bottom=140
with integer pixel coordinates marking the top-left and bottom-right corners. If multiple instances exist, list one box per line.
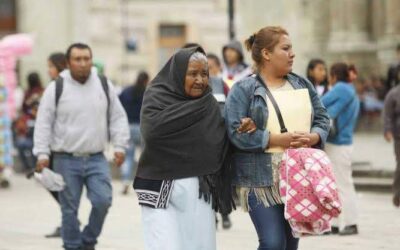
left=55, top=77, right=64, bottom=107
left=99, top=74, right=111, bottom=141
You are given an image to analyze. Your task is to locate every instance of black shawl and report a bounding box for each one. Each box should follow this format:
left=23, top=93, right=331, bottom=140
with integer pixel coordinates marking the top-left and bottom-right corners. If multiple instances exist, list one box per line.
left=136, top=46, right=234, bottom=213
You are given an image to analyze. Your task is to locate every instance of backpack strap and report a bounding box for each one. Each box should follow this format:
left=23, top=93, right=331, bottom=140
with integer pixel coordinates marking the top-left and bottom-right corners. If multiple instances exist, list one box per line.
left=256, top=74, right=288, bottom=133
left=99, top=75, right=111, bottom=141
left=55, top=77, right=64, bottom=107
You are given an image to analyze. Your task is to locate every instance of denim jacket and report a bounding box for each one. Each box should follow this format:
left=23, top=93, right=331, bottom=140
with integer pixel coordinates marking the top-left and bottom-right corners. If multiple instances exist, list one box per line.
left=224, top=73, right=330, bottom=187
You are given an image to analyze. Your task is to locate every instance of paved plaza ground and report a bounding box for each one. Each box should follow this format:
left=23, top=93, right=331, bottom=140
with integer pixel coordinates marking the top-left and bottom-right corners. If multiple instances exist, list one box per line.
left=1, top=173, right=399, bottom=250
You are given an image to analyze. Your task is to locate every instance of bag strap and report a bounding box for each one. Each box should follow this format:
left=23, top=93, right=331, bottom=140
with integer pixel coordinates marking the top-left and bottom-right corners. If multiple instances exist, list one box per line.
left=99, top=75, right=111, bottom=140
left=55, top=77, right=64, bottom=107
left=256, top=74, right=288, bottom=133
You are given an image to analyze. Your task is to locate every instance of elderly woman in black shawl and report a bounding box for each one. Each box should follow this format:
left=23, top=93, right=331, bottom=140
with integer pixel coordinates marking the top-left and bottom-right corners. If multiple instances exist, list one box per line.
left=133, top=46, right=240, bottom=250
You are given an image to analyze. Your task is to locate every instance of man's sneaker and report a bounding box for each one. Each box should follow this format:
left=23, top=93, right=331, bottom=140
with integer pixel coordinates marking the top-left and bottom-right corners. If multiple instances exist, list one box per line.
left=222, top=215, right=232, bottom=230
left=339, top=225, right=358, bottom=236
left=323, top=226, right=339, bottom=235
left=82, top=245, right=95, bottom=250
left=122, top=185, right=129, bottom=195
left=393, top=195, right=400, bottom=207
left=45, top=227, right=61, bottom=238
left=0, top=179, right=10, bottom=188
left=331, top=226, right=339, bottom=234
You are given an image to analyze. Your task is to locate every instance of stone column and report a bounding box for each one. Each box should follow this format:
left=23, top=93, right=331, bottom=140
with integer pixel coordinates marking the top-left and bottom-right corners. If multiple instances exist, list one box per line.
left=384, top=0, right=400, bottom=36
left=344, top=0, right=369, bottom=44
left=377, top=0, right=400, bottom=74
left=329, top=0, right=374, bottom=52
left=328, top=0, right=347, bottom=51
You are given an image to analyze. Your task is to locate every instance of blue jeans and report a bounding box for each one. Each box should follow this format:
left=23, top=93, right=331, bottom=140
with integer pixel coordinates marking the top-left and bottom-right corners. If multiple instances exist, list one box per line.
left=120, top=123, right=141, bottom=183
left=53, top=153, right=112, bottom=250
left=248, top=192, right=299, bottom=250
left=15, top=135, right=36, bottom=170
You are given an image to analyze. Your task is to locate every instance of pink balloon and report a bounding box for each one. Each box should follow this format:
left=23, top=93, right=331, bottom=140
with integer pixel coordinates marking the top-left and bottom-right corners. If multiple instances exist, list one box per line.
left=0, top=34, right=34, bottom=119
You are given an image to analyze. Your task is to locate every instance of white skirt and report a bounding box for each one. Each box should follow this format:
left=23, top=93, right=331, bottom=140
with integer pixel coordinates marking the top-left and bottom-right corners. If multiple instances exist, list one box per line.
left=141, top=177, right=216, bottom=250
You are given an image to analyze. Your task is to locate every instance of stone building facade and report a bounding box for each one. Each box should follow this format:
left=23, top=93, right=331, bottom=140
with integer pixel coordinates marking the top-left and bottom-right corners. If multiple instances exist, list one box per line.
left=3, top=0, right=400, bottom=86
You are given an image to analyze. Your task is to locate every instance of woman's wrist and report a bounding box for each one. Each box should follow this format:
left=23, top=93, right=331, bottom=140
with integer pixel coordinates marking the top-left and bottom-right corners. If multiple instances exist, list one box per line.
left=268, top=133, right=280, bottom=148
left=309, top=133, right=320, bottom=146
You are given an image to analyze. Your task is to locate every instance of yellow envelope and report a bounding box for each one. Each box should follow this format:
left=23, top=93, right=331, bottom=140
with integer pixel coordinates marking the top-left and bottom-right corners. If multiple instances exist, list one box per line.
left=266, top=88, right=312, bottom=153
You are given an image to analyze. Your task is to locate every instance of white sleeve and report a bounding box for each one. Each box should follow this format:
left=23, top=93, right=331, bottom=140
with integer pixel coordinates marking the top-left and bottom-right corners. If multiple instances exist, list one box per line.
left=107, top=80, right=130, bottom=152
left=33, top=82, right=56, bottom=159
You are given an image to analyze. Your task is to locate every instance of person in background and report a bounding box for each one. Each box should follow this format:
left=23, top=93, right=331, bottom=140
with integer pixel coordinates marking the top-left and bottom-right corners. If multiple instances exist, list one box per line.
left=306, top=58, right=328, bottom=96
left=348, top=64, right=358, bottom=83
left=119, top=71, right=149, bottom=195
left=383, top=81, right=400, bottom=207
left=386, top=44, right=400, bottom=91
left=0, top=77, right=13, bottom=189
left=207, top=53, right=232, bottom=230
left=222, top=40, right=253, bottom=89
left=48, top=52, right=67, bottom=81
left=14, top=72, right=44, bottom=172
left=207, top=54, right=229, bottom=112
left=42, top=52, right=67, bottom=239
left=321, top=63, right=360, bottom=236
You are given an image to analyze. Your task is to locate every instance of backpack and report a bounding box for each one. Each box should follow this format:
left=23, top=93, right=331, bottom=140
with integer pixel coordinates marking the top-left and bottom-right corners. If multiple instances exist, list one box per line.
left=54, top=75, right=110, bottom=140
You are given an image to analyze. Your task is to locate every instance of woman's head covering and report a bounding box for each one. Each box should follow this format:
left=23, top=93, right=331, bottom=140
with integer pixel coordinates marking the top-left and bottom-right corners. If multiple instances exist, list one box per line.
left=150, top=46, right=209, bottom=98
left=137, top=46, right=234, bottom=213
left=138, top=46, right=221, bottom=177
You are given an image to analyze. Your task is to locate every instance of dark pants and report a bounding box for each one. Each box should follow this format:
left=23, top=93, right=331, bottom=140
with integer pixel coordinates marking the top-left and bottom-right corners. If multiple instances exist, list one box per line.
left=15, top=135, right=36, bottom=170
left=248, top=192, right=299, bottom=250
left=393, top=139, right=400, bottom=198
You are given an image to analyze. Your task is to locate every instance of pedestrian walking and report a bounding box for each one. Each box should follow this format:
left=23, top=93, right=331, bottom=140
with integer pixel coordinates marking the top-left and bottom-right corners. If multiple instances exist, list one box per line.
left=306, top=58, right=328, bottom=96
left=207, top=53, right=233, bottom=229
left=14, top=72, right=44, bottom=171
left=224, top=26, right=330, bottom=250
left=383, top=83, right=400, bottom=207
left=33, top=43, right=130, bottom=250
left=222, top=40, right=253, bottom=89
left=321, top=63, right=360, bottom=236
left=386, top=44, right=400, bottom=91
left=48, top=52, right=67, bottom=81
left=119, top=71, right=149, bottom=195
left=133, top=46, right=236, bottom=250
left=0, top=78, right=13, bottom=189
left=42, top=52, right=67, bottom=238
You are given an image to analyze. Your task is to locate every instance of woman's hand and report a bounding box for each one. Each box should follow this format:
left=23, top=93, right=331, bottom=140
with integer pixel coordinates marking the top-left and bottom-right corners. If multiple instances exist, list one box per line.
left=237, top=117, right=257, bottom=134
left=269, top=132, right=294, bottom=148
left=291, top=132, right=320, bottom=148
left=268, top=132, right=320, bottom=149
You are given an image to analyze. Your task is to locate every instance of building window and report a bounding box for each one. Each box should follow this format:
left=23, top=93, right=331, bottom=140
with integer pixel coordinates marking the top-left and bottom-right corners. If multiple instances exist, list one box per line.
left=0, top=0, right=16, bottom=36
left=158, top=24, right=186, bottom=69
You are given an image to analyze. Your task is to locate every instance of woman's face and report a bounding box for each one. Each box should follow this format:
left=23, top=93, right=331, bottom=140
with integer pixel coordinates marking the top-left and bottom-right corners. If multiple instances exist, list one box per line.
left=310, top=63, right=327, bottom=84
left=207, top=58, right=221, bottom=77
left=224, top=48, right=240, bottom=65
left=349, top=70, right=358, bottom=82
left=266, top=35, right=295, bottom=76
left=47, top=60, right=59, bottom=80
left=184, top=60, right=209, bottom=98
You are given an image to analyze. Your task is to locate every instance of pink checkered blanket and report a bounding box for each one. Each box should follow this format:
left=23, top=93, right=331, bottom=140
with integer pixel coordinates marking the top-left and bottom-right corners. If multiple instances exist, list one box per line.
left=279, top=148, right=341, bottom=237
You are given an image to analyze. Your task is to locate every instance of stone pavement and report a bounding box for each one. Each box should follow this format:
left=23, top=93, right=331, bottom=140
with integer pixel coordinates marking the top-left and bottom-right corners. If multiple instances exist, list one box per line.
left=1, top=174, right=400, bottom=250
left=351, top=132, right=396, bottom=173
